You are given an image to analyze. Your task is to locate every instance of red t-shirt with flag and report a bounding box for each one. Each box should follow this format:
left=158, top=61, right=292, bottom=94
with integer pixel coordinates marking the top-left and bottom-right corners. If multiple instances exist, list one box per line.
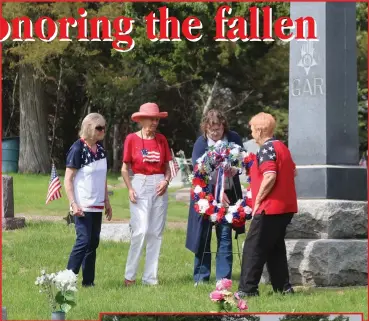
left=123, top=133, right=172, bottom=175
left=250, top=138, right=298, bottom=215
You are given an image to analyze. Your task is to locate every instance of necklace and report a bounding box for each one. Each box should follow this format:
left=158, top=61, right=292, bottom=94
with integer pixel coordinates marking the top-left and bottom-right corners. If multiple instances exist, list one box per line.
left=140, top=129, right=158, bottom=157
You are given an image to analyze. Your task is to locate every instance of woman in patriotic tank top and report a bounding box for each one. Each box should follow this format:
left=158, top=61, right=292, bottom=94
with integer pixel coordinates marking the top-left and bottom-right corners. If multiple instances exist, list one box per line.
left=121, top=102, right=172, bottom=286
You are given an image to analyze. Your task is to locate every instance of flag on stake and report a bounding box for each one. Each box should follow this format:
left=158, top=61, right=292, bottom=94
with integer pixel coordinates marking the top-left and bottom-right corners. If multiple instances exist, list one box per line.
left=169, top=149, right=180, bottom=181
left=359, top=152, right=367, bottom=168
left=46, top=162, right=62, bottom=204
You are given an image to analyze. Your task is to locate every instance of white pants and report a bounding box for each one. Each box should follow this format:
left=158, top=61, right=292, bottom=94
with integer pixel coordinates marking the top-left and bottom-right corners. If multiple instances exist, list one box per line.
left=124, top=174, right=168, bottom=284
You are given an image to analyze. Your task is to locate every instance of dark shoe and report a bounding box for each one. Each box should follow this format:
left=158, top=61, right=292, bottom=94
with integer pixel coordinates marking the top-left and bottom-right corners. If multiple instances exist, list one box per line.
left=236, top=290, right=259, bottom=298
left=282, top=287, right=295, bottom=295
left=82, top=282, right=95, bottom=287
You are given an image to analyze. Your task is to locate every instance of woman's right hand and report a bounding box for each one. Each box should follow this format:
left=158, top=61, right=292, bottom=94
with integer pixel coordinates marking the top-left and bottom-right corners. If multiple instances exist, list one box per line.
left=129, top=188, right=137, bottom=204
left=71, top=203, right=84, bottom=217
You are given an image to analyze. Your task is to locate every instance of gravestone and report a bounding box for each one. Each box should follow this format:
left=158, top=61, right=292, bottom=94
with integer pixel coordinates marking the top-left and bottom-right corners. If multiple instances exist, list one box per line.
left=2, top=176, right=25, bottom=230
left=261, top=2, right=368, bottom=287
left=169, top=157, right=192, bottom=188
left=243, top=139, right=259, bottom=155
left=100, top=223, right=131, bottom=243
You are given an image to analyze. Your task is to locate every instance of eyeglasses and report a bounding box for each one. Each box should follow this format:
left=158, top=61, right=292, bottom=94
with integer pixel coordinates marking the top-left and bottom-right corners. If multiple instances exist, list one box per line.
left=95, top=126, right=106, bottom=132
left=208, top=128, right=223, bottom=134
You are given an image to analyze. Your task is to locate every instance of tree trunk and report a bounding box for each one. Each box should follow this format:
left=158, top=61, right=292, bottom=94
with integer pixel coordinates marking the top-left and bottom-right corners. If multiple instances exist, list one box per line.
left=202, top=72, right=220, bottom=116
left=112, top=123, right=121, bottom=172
left=18, top=64, right=50, bottom=174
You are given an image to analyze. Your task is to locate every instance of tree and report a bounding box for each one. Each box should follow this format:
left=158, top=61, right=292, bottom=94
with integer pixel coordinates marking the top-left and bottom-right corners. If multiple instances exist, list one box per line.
left=18, top=64, right=51, bottom=173
left=2, top=2, right=366, bottom=170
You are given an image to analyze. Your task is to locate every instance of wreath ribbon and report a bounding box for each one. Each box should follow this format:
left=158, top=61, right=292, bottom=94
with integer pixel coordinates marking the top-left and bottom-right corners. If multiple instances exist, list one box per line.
left=214, top=167, right=225, bottom=204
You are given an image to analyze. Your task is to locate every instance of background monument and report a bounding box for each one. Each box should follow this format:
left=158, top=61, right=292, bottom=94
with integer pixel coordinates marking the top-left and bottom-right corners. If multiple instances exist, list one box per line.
left=262, top=2, right=368, bottom=287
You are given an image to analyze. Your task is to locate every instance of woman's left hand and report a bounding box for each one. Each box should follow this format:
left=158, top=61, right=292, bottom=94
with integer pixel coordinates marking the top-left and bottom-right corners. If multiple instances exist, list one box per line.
left=105, top=201, right=113, bottom=221
left=225, top=166, right=239, bottom=177
left=156, top=180, right=168, bottom=196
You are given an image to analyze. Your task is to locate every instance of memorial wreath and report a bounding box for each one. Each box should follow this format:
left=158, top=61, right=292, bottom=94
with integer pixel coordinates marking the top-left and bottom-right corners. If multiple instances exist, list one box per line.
left=189, top=140, right=256, bottom=229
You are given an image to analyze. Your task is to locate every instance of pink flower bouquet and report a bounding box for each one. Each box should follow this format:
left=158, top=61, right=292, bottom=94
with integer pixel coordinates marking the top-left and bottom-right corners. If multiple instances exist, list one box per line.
left=209, top=279, right=248, bottom=313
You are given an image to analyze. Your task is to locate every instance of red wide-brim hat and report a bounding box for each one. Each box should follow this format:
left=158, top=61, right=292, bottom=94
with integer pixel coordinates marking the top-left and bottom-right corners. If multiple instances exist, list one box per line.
left=131, top=103, right=168, bottom=122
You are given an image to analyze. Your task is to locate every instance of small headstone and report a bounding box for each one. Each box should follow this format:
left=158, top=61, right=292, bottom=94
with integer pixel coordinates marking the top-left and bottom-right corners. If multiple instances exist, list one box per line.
left=169, top=158, right=191, bottom=188
left=243, top=139, right=259, bottom=154
left=2, top=175, right=25, bottom=231
left=99, top=223, right=131, bottom=243
left=175, top=187, right=191, bottom=203
left=169, top=172, right=185, bottom=188
left=2, top=176, right=14, bottom=218
left=2, top=307, right=7, bottom=320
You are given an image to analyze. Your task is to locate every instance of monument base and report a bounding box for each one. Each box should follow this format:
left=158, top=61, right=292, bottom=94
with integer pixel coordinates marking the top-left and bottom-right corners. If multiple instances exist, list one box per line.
left=295, top=166, right=367, bottom=201
left=2, top=217, right=26, bottom=230
left=286, top=199, right=367, bottom=239
left=261, top=239, right=368, bottom=287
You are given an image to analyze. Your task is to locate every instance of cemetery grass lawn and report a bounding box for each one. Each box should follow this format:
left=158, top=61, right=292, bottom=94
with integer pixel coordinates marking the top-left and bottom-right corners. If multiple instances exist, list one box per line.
left=3, top=221, right=368, bottom=320
left=11, top=173, right=189, bottom=221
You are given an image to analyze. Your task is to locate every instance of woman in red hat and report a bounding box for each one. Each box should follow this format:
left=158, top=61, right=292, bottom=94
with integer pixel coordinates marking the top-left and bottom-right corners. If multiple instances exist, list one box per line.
left=121, top=102, right=172, bottom=286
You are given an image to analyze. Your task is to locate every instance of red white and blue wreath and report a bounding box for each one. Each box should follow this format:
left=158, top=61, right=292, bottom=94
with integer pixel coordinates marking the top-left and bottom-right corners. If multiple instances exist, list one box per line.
left=189, top=140, right=256, bottom=229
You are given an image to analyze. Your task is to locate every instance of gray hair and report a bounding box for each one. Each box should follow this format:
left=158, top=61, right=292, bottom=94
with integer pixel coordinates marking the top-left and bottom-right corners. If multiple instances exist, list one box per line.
left=79, top=113, right=106, bottom=140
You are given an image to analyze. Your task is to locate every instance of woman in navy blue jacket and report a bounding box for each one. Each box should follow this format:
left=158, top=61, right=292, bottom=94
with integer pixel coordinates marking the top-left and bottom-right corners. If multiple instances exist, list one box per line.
left=185, top=109, right=244, bottom=285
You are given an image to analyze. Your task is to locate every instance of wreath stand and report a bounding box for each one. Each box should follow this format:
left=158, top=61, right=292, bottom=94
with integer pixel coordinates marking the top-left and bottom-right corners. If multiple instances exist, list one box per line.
left=195, top=183, right=246, bottom=286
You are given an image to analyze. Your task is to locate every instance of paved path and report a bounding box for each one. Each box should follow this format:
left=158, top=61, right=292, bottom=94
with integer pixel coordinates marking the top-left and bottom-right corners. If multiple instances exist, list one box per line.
left=16, top=214, right=188, bottom=229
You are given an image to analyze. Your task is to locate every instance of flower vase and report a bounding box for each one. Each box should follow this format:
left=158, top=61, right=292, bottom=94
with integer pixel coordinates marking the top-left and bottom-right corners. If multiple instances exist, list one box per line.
left=51, top=311, right=66, bottom=320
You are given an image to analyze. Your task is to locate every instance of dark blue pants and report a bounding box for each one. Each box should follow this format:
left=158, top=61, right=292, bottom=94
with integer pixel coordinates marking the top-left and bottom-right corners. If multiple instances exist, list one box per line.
left=67, top=212, right=102, bottom=285
left=194, top=219, right=233, bottom=282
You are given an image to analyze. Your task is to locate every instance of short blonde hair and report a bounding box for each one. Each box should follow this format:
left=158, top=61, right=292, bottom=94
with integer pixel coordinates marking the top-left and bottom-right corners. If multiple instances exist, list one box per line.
left=79, top=113, right=106, bottom=140
left=249, top=112, right=276, bottom=137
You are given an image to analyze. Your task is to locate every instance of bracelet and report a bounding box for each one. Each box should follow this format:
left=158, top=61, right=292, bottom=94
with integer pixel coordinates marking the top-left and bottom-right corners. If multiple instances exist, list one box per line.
left=165, top=179, right=170, bottom=185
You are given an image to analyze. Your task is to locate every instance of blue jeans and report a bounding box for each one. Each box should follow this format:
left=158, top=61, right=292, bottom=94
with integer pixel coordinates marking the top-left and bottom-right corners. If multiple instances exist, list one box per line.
left=194, top=219, right=233, bottom=282
left=67, top=212, right=102, bottom=285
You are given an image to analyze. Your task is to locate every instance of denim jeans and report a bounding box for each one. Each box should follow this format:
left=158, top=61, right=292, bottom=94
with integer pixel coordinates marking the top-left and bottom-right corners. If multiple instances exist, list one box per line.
left=67, top=212, right=102, bottom=285
left=194, top=219, right=233, bottom=283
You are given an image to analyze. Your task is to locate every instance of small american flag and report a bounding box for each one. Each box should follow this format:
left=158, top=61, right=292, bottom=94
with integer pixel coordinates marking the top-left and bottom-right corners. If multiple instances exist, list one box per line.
left=142, top=149, right=161, bottom=163
left=169, top=149, right=180, bottom=181
left=46, top=163, right=62, bottom=204
left=359, top=155, right=367, bottom=168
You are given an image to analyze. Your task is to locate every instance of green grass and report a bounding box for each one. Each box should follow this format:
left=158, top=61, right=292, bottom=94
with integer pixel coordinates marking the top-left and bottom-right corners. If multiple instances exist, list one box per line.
left=10, top=173, right=189, bottom=221
left=3, top=173, right=368, bottom=319
left=2, top=221, right=368, bottom=320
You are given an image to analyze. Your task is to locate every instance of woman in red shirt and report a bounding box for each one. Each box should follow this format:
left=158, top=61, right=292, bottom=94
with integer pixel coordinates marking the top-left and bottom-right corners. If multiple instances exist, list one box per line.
left=238, top=112, right=298, bottom=297
left=121, top=103, right=172, bottom=286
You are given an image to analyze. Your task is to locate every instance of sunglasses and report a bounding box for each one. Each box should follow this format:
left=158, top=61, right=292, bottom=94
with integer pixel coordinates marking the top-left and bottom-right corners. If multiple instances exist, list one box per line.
left=95, top=126, right=106, bottom=132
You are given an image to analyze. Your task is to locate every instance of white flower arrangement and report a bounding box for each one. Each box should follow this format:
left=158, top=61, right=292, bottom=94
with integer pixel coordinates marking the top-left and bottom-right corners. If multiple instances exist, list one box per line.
left=35, top=269, right=78, bottom=313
